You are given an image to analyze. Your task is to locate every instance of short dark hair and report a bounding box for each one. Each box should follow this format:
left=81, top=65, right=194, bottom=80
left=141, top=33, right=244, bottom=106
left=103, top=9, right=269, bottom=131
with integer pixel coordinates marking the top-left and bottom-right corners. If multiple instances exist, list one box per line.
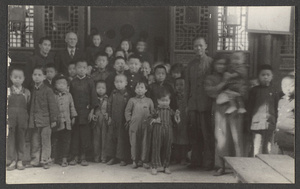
left=53, top=73, right=70, bottom=86
left=104, top=44, right=114, bottom=50
left=10, top=67, right=25, bottom=76
left=39, top=36, right=52, bottom=45
left=193, top=36, right=207, bottom=43
left=258, top=64, right=273, bottom=74
left=175, top=77, right=185, bottom=84
left=91, top=33, right=101, bottom=38
left=33, top=65, right=46, bottom=75
left=134, top=79, right=149, bottom=90
left=114, top=56, right=126, bottom=64
left=154, top=64, right=167, bottom=73
left=75, top=59, right=88, bottom=66
left=157, top=88, right=171, bottom=100
left=95, top=80, right=107, bottom=87
left=68, top=60, right=76, bottom=67
left=45, top=63, right=56, bottom=70
left=95, top=52, right=108, bottom=60
left=128, top=54, right=141, bottom=62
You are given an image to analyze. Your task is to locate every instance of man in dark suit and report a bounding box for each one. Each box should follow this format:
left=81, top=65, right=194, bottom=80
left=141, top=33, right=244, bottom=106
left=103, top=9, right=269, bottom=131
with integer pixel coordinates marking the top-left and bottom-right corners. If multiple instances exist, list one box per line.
left=55, top=32, right=85, bottom=76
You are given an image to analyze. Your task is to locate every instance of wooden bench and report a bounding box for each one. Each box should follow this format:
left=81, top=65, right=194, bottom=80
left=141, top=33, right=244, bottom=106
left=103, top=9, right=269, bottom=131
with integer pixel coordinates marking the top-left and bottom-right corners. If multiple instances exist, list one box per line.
left=224, top=155, right=294, bottom=183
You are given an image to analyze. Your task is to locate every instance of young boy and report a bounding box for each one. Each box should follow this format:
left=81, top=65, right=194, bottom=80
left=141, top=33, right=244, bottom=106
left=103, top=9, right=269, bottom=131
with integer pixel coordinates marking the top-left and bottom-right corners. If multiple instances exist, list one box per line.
left=28, top=66, right=58, bottom=169
left=125, top=54, right=146, bottom=96
left=92, top=80, right=109, bottom=163
left=148, top=65, right=177, bottom=110
left=7, top=68, right=31, bottom=171
left=69, top=59, right=98, bottom=166
left=44, top=63, right=57, bottom=89
left=172, top=77, right=189, bottom=164
left=68, top=61, right=77, bottom=81
left=106, top=74, right=131, bottom=166
left=106, top=56, right=127, bottom=96
left=52, top=74, right=77, bottom=167
left=91, top=52, right=110, bottom=83
left=125, top=81, right=155, bottom=169
left=150, top=88, right=180, bottom=175
left=274, top=75, right=295, bottom=158
left=247, top=64, right=279, bottom=156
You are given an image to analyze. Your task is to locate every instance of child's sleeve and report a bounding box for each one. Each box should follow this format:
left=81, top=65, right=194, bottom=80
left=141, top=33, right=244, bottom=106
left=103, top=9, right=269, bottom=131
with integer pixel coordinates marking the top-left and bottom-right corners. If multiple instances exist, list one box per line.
left=125, top=98, right=134, bottom=122
left=107, top=94, right=113, bottom=118
left=89, top=79, right=98, bottom=110
left=69, top=93, right=77, bottom=118
left=47, top=88, right=59, bottom=123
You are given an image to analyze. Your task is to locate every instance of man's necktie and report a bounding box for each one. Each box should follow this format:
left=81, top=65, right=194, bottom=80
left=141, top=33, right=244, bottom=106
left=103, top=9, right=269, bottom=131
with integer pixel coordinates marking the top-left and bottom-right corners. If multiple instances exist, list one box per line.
left=70, top=49, right=74, bottom=59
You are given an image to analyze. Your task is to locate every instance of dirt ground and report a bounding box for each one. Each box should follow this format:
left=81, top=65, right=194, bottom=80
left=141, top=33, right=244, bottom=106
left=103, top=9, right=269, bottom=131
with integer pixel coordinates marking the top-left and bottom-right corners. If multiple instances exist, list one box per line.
left=6, top=162, right=236, bottom=184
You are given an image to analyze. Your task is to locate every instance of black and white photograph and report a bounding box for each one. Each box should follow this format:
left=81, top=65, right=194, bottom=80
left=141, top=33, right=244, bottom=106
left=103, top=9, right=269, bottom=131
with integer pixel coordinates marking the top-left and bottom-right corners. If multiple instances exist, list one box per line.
left=5, top=5, right=295, bottom=184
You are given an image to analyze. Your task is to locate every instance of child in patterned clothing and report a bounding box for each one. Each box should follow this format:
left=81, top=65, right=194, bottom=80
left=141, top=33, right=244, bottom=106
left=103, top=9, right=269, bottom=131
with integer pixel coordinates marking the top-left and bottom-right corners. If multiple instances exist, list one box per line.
left=106, top=74, right=131, bottom=166
left=150, top=88, right=180, bottom=175
left=125, top=80, right=155, bottom=169
left=7, top=68, right=31, bottom=171
left=91, top=80, right=109, bottom=163
left=52, top=74, right=77, bottom=167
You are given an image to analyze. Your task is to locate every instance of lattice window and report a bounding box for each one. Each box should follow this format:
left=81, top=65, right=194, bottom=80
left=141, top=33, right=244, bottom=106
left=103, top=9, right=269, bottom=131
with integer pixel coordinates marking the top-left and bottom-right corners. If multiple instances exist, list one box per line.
left=281, top=34, right=294, bottom=55
left=217, top=6, right=248, bottom=51
left=174, top=6, right=209, bottom=51
left=44, top=6, right=79, bottom=49
left=8, top=5, right=34, bottom=48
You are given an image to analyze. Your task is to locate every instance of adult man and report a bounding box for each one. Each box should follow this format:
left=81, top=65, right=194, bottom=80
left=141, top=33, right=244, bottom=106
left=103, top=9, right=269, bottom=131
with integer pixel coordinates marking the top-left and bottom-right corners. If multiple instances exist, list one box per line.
left=185, top=37, right=214, bottom=170
left=55, top=32, right=85, bottom=76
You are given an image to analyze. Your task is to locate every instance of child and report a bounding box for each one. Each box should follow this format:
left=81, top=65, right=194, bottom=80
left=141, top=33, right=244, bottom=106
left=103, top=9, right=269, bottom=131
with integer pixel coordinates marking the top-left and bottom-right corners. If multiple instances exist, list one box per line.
left=115, top=50, right=125, bottom=58
left=172, top=77, right=189, bottom=164
left=120, top=39, right=133, bottom=60
left=106, top=74, right=131, bottom=166
left=125, top=54, right=146, bottom=96
left=135, top=39, right=154, bottom=66
left=148, top=65, right=177, bottom=111
left=106, top=56, right=127, bottom=96
left=125, top=81, right=155, bottom=169
left=274, top=75, right=295, bottom=158
left=52, top=74, right=77, bottom=167
left=86, top=33, right=104, bottom=66
left=216, top=51, right=248, bottom=114
left=68, top=61, right=77, bottom=81
left=69, top=59, right=98, bottom=166
left=247, top=64, right=279, bottom=157
left=148, top=74, right=155, bottom=85
left=169, top=63, right=184, bottom=88
left=141, top=61, right=152, bottom=79
left=91, top=52, right=110, bottom=83
left=104, top=45, right=115, bottom=72
left=150, top=88, right=180, bottom=175
left=6, top=68, right=31, bottom=171
left=92, top=80, right=109, bottom=163
left=44, top=63, right=57, bottom=89
left=28, top=65, right=58, bottom=169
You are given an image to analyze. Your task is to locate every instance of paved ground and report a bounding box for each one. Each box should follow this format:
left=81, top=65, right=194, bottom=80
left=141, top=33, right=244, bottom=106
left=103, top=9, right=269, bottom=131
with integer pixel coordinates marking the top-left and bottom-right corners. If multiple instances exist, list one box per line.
left=6, top=162, right=236, bottom=184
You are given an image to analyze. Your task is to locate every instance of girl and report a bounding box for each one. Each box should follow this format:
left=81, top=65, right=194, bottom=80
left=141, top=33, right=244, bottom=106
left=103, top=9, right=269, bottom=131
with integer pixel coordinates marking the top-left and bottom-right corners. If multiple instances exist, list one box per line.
left=7, top=68, right=30, bottom=171
left=125, top=81, right=155, bottom=169
left=120, top=39, right=133, bottom=60
left=104, top=45, right=115, bottom=72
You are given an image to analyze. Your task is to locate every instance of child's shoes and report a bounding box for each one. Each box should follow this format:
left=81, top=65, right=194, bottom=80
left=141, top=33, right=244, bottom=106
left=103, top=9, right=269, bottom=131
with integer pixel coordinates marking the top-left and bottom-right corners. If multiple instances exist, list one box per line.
left=151, top=168, right=158, bottom=175
left=17, top=161, right=25, bottom=170
left=213, top=168, right=225, bottom=176
left=164, top=167, right=171, bottom=174
left=120, top=161, right=127, bottom=166
left=137, top=161, right=143, bottom=167
left=132, top=161, right=138, bottom=169
left=81, top=160, right=89, bottom=166
left=69, top=156, right=78, bottom=166
left=106, top=158, right=117, bottom=165
left=42, top=163, right=50, bottom=169
left=7, top=161, right=16, bottom=171
left=143, top=163, right=150, bottom=169
left=61, top=158, right=68, bottom=167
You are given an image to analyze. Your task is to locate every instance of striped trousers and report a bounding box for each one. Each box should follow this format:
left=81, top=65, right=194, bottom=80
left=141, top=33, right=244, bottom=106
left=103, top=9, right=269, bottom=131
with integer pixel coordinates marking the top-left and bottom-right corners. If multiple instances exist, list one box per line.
left=151, top=123, right=173, bottom=168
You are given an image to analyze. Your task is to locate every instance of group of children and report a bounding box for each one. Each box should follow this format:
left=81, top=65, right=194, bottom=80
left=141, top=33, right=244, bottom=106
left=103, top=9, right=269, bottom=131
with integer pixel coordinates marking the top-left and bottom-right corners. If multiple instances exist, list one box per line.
left=6, top=34, right=295, bottom=177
